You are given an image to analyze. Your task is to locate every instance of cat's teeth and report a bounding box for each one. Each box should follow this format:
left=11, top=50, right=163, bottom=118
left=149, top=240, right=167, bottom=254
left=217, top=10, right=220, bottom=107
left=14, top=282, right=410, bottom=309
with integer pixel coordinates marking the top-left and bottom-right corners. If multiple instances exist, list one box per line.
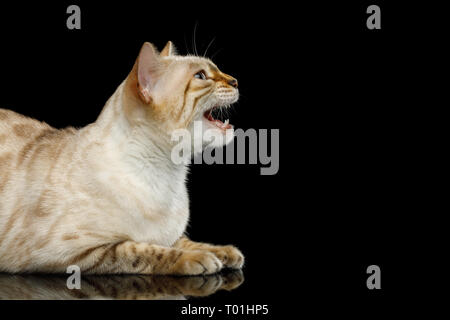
left=223, top=119, right=229, bottom=126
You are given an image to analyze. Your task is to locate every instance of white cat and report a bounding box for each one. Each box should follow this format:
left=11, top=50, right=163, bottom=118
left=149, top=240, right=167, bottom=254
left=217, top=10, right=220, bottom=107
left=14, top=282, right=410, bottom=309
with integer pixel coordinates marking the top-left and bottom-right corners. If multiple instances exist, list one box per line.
left=0, top=41, right=244, bottom=275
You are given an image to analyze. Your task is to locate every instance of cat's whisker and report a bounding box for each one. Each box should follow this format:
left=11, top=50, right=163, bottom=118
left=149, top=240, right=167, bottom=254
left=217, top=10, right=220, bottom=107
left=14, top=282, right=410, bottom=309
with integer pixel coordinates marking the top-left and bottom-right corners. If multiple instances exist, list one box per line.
left=203, top=37, right=216, bottom=58
left=226, top=105, right=232, bottom=119
left=193, top=21, right=199, bottom=56
left=210, top=48, right=223, bottom=60
left=183, top=34, right=192, bottom=55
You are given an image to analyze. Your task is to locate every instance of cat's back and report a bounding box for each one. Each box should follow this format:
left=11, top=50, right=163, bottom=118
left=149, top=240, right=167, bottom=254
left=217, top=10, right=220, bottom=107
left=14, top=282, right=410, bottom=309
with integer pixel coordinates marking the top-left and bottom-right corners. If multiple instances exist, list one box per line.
left=0, top=108, right=76, bottom=191
left=0, top=108, right=52, bottom=150
left=1, top=109, right=45, bottom=169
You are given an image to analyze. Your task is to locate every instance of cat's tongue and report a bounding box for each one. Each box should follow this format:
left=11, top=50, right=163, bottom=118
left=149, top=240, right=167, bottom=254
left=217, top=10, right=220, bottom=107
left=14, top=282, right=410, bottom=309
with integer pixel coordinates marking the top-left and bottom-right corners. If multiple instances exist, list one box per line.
left=204, top=110, right=232, bottom=130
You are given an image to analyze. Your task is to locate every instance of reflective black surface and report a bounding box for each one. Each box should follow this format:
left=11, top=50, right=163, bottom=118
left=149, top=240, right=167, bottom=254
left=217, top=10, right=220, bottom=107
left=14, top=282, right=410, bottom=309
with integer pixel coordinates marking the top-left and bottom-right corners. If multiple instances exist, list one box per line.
left=0, top=270, right=243, bottom=300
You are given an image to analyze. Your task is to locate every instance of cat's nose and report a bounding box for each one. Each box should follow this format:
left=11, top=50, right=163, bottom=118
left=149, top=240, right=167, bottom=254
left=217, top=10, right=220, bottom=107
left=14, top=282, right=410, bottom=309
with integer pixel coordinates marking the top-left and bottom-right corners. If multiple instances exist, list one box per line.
left=228, top=78, right=238, bottom=88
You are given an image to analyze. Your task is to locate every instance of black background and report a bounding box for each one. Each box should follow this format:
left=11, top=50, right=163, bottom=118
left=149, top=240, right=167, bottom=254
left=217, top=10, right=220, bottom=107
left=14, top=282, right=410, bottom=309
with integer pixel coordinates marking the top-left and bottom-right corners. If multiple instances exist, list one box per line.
left=0, top=0, right=442, bottom=316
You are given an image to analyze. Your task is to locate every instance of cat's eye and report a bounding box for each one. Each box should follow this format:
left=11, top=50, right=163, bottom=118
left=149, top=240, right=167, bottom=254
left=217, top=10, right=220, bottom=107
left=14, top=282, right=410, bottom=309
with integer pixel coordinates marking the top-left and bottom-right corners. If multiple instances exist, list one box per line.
left=194, top=70, right=207, bottom=80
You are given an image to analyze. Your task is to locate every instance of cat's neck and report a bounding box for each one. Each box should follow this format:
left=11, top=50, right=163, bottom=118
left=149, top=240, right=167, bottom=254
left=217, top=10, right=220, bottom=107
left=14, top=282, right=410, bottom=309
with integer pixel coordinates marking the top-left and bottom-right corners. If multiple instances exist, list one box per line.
left=88, top=81, right=186, bottom=177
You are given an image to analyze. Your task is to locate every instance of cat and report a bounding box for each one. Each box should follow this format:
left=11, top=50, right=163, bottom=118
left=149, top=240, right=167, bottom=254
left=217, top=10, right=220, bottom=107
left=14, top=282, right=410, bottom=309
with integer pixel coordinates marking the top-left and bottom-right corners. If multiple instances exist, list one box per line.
left=0, top=271, right=244, bottom=300
left=0, top=41, right=244, bottom=275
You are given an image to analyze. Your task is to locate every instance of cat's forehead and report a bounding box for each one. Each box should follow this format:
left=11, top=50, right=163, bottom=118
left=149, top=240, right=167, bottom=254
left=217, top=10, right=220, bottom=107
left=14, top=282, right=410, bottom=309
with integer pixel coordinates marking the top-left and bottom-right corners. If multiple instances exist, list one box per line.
left=166, top=56, right=219, bottom=72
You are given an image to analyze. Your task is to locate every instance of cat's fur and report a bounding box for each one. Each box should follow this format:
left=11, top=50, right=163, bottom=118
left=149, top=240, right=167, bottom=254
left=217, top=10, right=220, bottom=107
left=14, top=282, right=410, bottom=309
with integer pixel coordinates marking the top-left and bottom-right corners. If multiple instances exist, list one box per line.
left=0, top=41, right=244, bottom=275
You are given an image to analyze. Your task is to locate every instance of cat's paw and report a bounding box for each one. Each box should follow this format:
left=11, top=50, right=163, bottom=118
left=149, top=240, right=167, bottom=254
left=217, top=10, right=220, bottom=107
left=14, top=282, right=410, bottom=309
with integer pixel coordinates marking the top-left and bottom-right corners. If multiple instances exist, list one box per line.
left=173, top=250, right=223, bottom=275
left=210, top=245, right=245, bottom=269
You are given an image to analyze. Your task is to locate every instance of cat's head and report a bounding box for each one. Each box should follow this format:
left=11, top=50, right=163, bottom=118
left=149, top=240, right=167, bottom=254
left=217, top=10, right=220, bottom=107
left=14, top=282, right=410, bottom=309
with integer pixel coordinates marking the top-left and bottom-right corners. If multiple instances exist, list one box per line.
left=123, top=41, right=239, bottom=148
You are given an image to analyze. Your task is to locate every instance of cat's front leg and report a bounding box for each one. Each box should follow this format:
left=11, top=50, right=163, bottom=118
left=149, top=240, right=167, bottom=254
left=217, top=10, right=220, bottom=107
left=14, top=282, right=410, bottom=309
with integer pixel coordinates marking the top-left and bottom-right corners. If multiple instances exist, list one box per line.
left=173, top=237, right=245, bottom=269
left=70, top=241, right=223, bottom=275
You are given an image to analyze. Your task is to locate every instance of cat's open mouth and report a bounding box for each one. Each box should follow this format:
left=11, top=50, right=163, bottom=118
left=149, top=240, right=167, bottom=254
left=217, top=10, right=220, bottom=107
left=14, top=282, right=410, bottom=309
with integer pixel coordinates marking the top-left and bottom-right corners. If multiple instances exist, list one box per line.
left=203, top=108, right=232, bottom=131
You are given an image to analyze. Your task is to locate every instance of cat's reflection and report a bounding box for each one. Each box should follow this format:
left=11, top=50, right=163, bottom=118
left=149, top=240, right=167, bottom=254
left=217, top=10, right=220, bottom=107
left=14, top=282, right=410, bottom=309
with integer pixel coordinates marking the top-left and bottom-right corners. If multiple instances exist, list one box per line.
left=0, top=270, right=244, bottom=300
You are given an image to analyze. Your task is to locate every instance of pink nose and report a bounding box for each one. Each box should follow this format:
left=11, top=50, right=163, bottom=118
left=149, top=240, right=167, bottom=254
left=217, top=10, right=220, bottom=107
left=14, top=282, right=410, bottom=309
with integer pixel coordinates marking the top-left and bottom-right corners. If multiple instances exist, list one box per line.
left=228, top=79, right=238, bottom=88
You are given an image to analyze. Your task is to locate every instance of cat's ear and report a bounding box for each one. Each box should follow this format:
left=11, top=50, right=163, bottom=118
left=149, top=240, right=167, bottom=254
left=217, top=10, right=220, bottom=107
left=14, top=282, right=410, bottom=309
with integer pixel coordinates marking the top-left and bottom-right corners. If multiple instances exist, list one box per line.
left=136, top=42, right=163, bottom=104
left=137, top=42, right=162, bottom=103
left=160, top=41, right=176, bottom=57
